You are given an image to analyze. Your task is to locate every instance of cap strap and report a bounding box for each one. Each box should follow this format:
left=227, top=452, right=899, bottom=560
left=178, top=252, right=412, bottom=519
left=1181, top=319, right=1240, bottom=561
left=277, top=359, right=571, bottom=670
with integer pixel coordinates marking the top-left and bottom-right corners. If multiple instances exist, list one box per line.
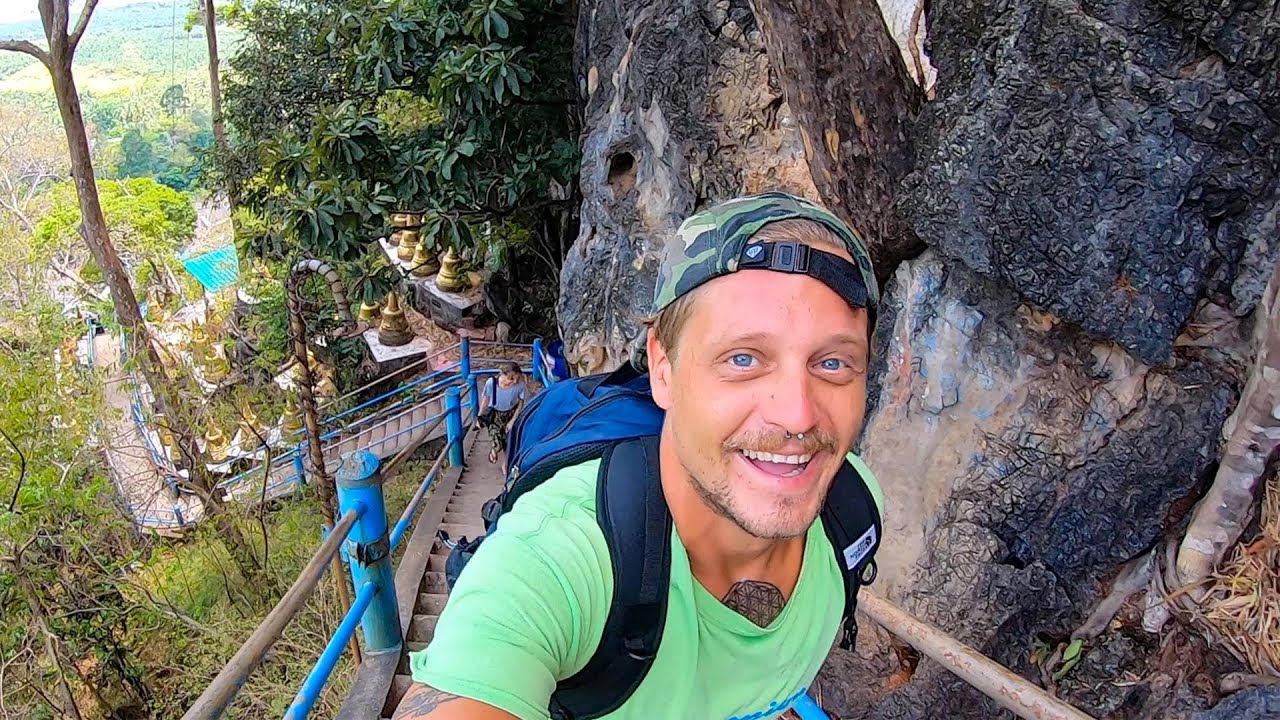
left=739, top=241, right=869, bottom=310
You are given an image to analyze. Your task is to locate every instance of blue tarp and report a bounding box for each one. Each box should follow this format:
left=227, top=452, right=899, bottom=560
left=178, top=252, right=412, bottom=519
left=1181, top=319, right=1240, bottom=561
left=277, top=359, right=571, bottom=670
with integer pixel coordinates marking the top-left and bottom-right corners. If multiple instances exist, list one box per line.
left=181, top=244, right=240, bottom=292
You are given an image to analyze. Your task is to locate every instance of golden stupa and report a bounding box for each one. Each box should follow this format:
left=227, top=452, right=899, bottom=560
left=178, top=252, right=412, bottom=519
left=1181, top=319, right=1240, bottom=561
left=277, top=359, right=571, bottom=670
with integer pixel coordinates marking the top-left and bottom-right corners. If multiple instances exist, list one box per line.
left=280, top=395, right=304, bottom=436
left=358, top=298, right=382, bottom=324
left=397, top=229, right=421, bottom=263
left=411, top=242, right=440, bottom=277
left=435, top=247, right=468, bottom=293
left=377, top=291, right=413, bottom=346
left=205, top=423, right=229, bottom=463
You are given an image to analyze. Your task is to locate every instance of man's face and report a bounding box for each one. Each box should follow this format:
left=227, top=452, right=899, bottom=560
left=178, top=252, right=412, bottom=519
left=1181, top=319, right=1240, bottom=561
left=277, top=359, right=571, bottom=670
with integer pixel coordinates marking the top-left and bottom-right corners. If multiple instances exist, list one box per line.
left=648, top=252, right=870, bottom=540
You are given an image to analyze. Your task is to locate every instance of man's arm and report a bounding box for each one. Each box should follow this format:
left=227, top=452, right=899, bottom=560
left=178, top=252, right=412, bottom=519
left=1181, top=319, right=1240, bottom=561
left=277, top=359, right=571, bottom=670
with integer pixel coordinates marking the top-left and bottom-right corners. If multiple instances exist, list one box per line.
left=392, top=684, right=517, bottom=720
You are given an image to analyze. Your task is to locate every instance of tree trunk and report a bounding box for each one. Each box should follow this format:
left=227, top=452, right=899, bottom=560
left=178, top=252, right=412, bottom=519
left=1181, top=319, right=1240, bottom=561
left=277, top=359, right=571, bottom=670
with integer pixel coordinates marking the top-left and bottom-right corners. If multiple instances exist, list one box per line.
left=750, top=0, right=924, bottom=274
left=17, top=570, right=83, bottom=720
left=202, top=0, right=227, bottom=152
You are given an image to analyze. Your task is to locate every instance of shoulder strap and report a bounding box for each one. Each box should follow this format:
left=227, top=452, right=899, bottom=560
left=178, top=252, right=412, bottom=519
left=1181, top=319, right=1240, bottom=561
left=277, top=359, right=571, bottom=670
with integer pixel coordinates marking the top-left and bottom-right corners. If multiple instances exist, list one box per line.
left=819, top=460, right=882, bottom=650
left=549, top=436, right=671, bottom=720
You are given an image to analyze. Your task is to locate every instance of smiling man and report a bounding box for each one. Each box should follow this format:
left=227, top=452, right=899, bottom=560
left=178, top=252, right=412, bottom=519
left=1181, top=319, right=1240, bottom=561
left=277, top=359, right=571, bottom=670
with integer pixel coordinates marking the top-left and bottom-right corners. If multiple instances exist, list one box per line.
left=396, top=192, right=886, bottom=720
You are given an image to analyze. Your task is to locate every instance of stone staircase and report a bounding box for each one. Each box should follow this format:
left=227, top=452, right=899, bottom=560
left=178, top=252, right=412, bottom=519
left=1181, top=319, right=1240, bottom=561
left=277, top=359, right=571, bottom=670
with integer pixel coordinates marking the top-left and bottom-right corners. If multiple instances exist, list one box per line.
left=381, top=432, right=505, bottom=718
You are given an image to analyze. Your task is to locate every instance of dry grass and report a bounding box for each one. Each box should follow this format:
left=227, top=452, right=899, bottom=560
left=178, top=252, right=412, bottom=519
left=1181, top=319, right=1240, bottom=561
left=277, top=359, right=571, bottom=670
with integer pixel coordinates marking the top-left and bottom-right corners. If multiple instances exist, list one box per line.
left=1198, top=470, right=1279, bottom=677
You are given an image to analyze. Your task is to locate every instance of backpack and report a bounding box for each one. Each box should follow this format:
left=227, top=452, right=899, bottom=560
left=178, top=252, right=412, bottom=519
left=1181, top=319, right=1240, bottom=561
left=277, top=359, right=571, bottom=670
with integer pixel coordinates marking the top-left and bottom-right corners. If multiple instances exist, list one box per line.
left=447, top=362, right=882, bottom=720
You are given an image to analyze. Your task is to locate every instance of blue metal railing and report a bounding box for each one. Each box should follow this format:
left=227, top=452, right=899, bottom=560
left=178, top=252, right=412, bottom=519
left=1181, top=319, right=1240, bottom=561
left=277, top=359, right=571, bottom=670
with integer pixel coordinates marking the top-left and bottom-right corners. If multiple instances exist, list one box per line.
left=181, top=339, right=534, bottom=720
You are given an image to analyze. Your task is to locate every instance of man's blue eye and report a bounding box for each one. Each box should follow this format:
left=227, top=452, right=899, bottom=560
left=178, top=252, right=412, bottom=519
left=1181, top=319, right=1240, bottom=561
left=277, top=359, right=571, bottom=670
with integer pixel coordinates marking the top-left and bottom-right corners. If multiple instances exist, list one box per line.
left=821, top=358, right=847, bottom=371
left=730, top=354, right=755, bottom=367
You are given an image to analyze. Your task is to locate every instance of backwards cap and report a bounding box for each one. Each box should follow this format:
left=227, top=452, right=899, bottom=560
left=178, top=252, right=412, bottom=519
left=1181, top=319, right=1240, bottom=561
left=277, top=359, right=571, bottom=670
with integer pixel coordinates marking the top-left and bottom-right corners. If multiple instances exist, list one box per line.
left=653, top=192, right=880, bottom=327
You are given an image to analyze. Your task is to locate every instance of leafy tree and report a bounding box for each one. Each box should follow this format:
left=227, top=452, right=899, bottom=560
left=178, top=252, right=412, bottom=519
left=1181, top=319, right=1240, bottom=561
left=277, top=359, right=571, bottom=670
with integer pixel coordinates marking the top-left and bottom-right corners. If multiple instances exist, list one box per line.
left=214, top=0, right=579, bottom=312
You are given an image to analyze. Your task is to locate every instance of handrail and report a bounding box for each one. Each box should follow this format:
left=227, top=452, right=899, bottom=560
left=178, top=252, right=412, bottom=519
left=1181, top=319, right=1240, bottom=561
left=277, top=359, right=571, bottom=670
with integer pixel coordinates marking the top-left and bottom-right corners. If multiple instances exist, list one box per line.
left=284, top=581, right=379, bottom=720
left=182, top=507, right=361, bottom=720
left=388, top=435, right=456, bottom=551
left=318, top=341, right=461, bottom=412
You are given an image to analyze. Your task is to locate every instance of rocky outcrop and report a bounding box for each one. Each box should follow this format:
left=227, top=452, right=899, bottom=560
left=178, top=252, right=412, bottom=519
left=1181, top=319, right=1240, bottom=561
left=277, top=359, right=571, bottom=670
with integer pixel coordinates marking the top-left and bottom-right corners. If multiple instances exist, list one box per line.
left=899, top=0, right=1280, bottom=365
left=562, top=0, right=1279, bottom=716
left=844, top=251, right=1237, bottom=718
left=560, top=0, right=819, bottom=373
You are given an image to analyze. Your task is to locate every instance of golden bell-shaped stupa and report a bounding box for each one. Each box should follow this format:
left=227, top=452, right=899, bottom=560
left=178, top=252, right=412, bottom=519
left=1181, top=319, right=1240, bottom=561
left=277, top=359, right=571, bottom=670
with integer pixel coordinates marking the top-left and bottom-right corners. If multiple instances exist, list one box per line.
left=237, top=404, right=262, bottom=447
left=397, top=229, right=421, bottom=263
left=203, top=344, right=229, bottom=383
left=435, top=246, right=467, bottom=293
left=377, top=291, right=414, bottom=346
left=358, top=298, right=382, bottom=324
left=205, top=423, right=229, bottom=463
left=280, top=395, right=304, bottom=436
left=410, top=242, right=440, bottom=277
left=155, top=413, right=181, bottom=461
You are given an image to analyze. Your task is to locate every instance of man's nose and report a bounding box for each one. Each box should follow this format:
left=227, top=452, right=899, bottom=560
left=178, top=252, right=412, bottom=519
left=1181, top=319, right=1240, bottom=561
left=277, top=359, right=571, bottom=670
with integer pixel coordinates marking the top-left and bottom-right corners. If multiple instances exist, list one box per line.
left=762, top=362, right=818, bottom=435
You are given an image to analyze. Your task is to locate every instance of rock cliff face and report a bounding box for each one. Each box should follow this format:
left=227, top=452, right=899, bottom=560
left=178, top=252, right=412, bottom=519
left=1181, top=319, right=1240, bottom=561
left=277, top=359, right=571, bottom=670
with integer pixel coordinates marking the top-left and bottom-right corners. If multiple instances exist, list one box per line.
left=901, top=0, right=1280, bottom=366
left=559, top=0, right=819, bottom=373
left=562, top=0, right=1279, bottom=716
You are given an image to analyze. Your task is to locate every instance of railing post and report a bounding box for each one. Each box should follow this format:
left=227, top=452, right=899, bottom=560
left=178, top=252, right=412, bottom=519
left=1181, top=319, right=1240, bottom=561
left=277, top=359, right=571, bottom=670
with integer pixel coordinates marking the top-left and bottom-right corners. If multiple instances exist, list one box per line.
left=467, top=372, right=480, bottom=423
left=293, top=442, right=307, bottom=486
left=334, top=451, right=401, bottom=654
left=532, top=337, right=545, bottom=385
left=460, top=337, right=471, bottom=379
left=445, top=387, right=464, bottom=466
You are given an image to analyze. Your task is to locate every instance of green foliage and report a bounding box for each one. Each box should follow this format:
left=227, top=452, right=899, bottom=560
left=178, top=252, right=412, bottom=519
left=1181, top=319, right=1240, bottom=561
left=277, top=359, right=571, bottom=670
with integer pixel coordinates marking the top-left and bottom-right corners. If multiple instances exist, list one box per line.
left=216, top=0, right=578, bottom=269
left=0, top=298, right=158, bottom=718
left=34, top=176, right=197, bottom=261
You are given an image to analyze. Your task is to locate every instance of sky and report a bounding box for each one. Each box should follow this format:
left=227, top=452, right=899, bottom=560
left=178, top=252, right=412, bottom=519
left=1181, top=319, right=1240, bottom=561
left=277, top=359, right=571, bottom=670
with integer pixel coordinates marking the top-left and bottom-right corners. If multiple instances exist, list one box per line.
left=0, top=1, right=171, bottom=26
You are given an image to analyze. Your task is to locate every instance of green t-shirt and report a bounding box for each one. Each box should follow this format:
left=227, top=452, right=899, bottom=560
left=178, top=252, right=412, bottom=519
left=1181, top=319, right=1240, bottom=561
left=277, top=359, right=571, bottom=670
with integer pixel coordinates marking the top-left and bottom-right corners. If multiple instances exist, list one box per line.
left=410, top=454, right=884, bottom=720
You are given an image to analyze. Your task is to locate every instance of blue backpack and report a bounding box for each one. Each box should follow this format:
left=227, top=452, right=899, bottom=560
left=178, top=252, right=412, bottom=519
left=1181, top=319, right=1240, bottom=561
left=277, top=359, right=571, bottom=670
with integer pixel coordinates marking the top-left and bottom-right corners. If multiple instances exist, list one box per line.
left=447, top=362, right=882, bottom=720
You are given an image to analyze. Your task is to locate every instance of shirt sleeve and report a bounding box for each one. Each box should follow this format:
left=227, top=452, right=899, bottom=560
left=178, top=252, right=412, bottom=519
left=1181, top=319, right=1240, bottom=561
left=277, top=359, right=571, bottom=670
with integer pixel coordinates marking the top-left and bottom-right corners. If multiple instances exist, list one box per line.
left=408, top=503, right=610, bottom=719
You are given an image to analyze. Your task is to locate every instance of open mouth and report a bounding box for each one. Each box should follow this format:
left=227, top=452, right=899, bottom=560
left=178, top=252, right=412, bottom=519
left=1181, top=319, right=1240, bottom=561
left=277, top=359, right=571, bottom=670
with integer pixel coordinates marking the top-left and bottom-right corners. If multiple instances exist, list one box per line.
left=739, top=448, right=813, bottom=478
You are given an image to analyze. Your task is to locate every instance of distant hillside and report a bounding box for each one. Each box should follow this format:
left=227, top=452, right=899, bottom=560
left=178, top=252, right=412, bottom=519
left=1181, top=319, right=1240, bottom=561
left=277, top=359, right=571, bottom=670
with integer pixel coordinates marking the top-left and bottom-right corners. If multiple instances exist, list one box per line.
left=0, top=1, right=241, bottom=95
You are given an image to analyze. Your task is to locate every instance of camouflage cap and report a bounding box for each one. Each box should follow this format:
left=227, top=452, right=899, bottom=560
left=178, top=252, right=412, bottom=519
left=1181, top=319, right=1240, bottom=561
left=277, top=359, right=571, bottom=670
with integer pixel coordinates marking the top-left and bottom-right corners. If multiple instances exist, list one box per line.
left=654, top=191, right=879, bottom=324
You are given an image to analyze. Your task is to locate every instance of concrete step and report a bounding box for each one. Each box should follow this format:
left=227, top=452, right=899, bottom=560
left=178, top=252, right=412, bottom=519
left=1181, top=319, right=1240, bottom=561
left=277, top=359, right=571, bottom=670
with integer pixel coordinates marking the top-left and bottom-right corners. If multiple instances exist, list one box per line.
left=408, top=613, right=438, bottom=642
left=416, top=592, right=448, bottom=615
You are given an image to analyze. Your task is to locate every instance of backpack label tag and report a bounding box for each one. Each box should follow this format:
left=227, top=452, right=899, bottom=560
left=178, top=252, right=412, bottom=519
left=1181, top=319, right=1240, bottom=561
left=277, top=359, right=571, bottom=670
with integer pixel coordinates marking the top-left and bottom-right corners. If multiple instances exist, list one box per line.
left=842, top=525, right=877, bottom=570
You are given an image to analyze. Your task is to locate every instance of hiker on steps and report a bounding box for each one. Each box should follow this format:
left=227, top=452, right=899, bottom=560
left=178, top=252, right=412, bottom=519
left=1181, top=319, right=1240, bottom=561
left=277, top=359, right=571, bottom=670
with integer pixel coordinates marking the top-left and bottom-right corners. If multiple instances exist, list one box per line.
left=476, top=361, right=530, bottom=465
left=395, top=192, right=887, bottom=720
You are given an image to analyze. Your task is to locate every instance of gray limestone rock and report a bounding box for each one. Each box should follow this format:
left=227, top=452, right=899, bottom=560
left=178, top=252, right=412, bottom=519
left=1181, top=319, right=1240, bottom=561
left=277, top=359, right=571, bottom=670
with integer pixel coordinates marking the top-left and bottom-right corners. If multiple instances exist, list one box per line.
left=843, top=251, right=1237, bottom=718
left=560, top=0, right=819, bottom=374
left=899, top=0, right=1280, bottom=364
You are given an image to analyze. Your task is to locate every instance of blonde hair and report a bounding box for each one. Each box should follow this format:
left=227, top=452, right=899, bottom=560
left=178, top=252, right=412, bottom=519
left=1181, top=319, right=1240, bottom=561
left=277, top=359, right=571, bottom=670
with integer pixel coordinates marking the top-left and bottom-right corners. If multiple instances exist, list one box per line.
left=649, top=219, right=847, bottom=359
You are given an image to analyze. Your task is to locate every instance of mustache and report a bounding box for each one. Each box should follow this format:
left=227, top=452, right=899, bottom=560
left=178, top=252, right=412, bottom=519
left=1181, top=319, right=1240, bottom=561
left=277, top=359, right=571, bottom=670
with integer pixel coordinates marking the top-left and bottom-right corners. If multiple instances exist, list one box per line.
left=722, top=428, right=837, bottom=455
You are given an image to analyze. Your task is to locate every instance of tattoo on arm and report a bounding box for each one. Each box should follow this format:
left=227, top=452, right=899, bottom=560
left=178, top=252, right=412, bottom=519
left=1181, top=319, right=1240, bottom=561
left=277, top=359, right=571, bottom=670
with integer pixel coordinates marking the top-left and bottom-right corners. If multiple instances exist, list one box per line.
left=393, top=685, right=462, bottom=718
left=722, top=580, right=786, bottom=627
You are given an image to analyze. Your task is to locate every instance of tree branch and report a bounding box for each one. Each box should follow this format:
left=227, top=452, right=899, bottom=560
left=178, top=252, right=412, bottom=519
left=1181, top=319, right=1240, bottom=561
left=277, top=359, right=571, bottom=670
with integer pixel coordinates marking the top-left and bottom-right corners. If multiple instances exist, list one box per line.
left=69, top=0, right=100, bottom=51
left=0, top=40, right=51, bottom=70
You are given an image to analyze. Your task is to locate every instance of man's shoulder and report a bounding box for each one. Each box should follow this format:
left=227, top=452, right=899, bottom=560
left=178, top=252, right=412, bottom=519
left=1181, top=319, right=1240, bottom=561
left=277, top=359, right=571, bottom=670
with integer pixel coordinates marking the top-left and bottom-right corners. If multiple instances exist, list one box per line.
left=843, top=451, right=885, bottom=519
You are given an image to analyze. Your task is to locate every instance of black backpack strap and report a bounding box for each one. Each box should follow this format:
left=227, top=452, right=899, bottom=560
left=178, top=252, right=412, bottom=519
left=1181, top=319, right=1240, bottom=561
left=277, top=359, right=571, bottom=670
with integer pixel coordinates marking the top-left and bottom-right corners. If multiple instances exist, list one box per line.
left=549, top=437, right=671, bottom=720
left=819, top=460, right=882, bottom=650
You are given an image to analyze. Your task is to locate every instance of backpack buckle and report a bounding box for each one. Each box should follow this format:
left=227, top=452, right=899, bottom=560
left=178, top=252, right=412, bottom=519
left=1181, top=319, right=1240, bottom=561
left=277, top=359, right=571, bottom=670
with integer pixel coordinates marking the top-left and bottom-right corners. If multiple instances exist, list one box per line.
left=622, top=633, right=655, bottom=661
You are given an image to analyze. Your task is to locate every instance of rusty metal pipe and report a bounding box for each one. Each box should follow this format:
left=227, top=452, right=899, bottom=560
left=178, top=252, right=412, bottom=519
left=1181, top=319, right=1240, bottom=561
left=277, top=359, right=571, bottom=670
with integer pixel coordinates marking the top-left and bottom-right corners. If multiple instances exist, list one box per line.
left=857, top=592, right=1095, bottom=720
left=286, top=258, right=363, bottom=666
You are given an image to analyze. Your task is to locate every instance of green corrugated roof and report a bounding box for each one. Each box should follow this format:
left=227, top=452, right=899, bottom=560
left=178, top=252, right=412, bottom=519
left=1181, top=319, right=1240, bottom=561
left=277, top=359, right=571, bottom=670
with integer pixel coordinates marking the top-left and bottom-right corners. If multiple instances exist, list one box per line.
left=181, top=244, right=240, bottom=292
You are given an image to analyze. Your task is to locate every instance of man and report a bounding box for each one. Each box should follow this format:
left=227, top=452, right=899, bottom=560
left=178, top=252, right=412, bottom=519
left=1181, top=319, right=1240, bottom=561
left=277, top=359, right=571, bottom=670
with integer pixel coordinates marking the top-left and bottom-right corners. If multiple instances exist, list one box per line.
left=397, top=192, right=885, bottom=720
left=476, top=361, right=529, bottom=464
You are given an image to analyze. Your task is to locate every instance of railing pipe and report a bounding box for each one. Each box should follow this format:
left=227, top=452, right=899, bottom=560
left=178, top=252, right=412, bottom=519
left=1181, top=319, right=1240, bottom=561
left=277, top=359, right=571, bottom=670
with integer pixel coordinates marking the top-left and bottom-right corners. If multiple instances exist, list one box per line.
left=445, top=387, right=464, bottom=467
left=180, top=508, right=361, bottom=720
left=460, top=337, right=471, bottom=379
left=283, top=581, right=379, bottom=720
left=792, top=694, right=829, bottom=720
left=293, top=442, right=307, bottom=485
left=467, top=373, right=480, bottom=422
left=388, top=442, right=454, bottom=551
left=532, top=338, right=545, bottom=385
left=334, top=451, right=401, bottom=654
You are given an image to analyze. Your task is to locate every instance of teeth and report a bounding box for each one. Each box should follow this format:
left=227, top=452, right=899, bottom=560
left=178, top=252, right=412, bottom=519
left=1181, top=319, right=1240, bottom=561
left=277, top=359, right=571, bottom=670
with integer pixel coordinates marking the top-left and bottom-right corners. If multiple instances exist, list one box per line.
left=741, top=449, right=813, bottom=464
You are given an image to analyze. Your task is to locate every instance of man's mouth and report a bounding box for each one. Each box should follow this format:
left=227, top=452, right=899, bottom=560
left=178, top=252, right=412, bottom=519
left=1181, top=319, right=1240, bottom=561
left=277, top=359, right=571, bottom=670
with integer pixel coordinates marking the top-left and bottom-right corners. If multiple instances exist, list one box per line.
left=739, top=448, right=814, bottom=478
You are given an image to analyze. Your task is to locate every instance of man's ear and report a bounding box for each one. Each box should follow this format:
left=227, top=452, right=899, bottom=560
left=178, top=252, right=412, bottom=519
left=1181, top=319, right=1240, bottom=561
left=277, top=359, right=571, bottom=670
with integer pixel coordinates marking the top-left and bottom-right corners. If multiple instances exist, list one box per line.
left=647, top=327, right=674, bottom=410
